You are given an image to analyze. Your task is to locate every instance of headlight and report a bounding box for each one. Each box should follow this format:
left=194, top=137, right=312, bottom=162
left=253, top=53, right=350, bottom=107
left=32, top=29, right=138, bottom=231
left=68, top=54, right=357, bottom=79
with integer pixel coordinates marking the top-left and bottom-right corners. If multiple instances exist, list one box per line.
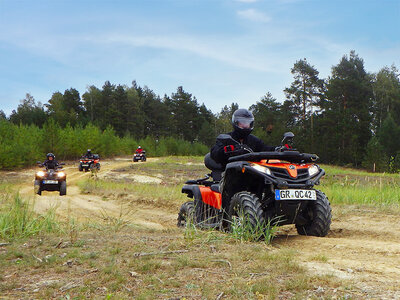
left=36, top=171, right=45, bottom=177
left=57, top=172, right=65, bottom=178
left=308, top=165, right=319, bottom=177
left=251, top=164, right=272, bottom=175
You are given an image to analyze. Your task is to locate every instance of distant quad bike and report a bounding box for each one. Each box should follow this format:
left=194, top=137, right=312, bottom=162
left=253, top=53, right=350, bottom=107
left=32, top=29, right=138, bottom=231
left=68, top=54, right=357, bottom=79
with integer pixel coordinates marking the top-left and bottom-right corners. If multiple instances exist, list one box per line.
left=79, top=154, right=100, bottom=171
left=34, top=163, right=67, bottom=196
left=133, top=151, right=146, bottom=162
left=178, top=132, right=331, bottom=237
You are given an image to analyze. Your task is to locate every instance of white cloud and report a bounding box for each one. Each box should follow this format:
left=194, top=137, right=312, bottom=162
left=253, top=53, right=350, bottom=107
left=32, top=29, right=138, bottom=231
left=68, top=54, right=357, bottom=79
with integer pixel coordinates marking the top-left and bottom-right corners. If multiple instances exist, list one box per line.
left=237, top=9, right=271, bottom=23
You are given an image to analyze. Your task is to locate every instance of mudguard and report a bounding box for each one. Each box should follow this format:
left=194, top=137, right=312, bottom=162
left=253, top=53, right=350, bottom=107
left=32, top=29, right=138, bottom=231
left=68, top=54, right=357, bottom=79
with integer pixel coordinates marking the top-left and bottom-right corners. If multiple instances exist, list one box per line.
left=182, top=185, right=222, bottom=210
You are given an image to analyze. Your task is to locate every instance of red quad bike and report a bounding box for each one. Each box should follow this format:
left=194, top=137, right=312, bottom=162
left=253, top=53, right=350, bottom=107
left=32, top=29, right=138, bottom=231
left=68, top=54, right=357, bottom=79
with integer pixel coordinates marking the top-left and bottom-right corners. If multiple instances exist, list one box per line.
left=178, top=132, right=331, bottom=237
left=133, top=151, right=146, bottom=162
left=34, top=162, right=67, bottom=196
left=79, top=154, right=100, bottom=172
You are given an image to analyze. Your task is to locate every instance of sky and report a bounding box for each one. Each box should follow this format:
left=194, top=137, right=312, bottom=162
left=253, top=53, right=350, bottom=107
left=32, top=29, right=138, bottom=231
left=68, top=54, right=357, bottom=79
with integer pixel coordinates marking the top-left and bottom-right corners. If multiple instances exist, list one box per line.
left=0, top=0, right=399, bottom=115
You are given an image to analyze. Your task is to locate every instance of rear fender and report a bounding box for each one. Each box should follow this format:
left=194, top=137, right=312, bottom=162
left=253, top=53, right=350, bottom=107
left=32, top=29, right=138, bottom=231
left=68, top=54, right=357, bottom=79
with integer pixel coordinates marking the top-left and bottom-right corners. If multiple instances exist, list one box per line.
left=182, top=185, right=221, bottom=210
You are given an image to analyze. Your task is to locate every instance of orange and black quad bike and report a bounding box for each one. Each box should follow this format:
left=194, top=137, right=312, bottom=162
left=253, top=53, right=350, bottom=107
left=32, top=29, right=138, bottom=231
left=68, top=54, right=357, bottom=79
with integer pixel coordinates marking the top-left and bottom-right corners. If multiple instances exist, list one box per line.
left=178, top=132, right=331, bottom=237
left=79, top=154, right=100, bottom=172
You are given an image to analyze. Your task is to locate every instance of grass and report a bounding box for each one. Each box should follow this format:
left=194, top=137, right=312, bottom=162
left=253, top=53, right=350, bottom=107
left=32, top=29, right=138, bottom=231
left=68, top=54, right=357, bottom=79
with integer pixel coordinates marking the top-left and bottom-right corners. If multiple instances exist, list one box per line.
left=1, top=156, right=398, bottom=298
left=319, top=165, right=400, bottom=207
left=0, top=193, right=61, bottom=241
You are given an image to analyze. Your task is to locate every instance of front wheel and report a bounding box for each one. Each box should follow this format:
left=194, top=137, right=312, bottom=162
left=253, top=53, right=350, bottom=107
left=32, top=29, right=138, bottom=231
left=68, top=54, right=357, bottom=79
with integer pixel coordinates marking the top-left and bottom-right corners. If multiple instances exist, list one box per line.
left=226, top=192, right=265, bottom=234
left=177, top=201, right=194, bottom=227
left=59, top=181, right=67, bottom=196
left=296, top=190, right=331, bottom=237
left=34, top=180, right=41, bottom=195
left=78, top=164, right=83, bottom=171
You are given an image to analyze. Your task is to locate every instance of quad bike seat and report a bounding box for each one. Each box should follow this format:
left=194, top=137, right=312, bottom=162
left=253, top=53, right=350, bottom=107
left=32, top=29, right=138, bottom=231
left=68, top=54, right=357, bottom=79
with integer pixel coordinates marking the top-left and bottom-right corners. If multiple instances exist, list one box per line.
left=204, top=153, right=224, bottom=182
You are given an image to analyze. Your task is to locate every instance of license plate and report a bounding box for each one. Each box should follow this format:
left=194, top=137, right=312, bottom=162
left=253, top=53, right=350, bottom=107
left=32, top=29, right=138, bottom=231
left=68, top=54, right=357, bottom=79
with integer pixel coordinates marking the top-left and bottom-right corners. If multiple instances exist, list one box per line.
left=275, top=189, right=316, bottom=200
left=82, top=164, right=89, bottom=166
left=43, top=180, right=58, bottom=184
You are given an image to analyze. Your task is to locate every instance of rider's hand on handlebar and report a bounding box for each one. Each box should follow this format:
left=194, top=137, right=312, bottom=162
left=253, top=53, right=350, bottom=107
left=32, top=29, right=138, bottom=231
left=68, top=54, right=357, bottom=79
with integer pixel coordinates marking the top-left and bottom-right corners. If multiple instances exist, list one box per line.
left=223, top=145, right=236, bottom=153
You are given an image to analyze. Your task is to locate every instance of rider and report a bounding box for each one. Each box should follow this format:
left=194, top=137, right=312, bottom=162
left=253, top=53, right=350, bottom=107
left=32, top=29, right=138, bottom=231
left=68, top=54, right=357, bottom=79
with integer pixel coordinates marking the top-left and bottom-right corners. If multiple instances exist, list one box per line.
left=42, top=153, right=59, bottom=170
left=135, top=146, right=143, bottom=154
left=211, top=108, right=276, bottom=166
left=83, top=149, right=94, bottom=159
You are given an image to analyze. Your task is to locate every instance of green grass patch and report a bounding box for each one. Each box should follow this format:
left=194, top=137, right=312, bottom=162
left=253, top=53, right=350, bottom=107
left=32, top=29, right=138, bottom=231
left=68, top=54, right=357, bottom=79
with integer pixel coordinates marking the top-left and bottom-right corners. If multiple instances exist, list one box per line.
left=0, top=193, right=61, bottom=241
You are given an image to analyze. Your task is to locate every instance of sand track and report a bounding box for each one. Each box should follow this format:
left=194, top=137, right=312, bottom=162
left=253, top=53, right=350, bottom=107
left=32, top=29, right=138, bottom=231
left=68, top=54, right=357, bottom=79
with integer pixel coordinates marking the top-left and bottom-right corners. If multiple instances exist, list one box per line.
left=17, top=158, right=174, bottom=230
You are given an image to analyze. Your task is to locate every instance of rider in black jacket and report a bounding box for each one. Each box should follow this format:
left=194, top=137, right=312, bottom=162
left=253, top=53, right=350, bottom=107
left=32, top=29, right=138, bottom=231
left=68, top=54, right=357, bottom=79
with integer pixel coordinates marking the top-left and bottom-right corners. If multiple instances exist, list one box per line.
left=42, top=153, right=59, bottom=169
left=211, top=108, right=275, bottom=166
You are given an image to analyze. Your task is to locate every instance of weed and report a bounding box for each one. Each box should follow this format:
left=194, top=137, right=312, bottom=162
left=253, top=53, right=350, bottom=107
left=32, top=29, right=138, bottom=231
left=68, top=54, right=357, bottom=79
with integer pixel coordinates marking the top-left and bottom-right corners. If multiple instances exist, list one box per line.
left=0, top=193, right=61, bottom=241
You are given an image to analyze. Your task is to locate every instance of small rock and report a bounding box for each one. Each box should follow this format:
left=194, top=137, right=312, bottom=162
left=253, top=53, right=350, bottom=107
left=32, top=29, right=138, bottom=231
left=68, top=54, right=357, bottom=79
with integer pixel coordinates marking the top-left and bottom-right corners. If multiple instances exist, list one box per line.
left=60, top=253, right=67, bottom=258
left=315, top=286, right=324, bottom=294
left=33, top=288, right=39, bottom=292
left=63, top=259, right=74, bottom=267
left=84, top=268, right=98, bottom=274
left=346, top=268, right=354, bottom=273
left=129, top=271, right=140, bottom=277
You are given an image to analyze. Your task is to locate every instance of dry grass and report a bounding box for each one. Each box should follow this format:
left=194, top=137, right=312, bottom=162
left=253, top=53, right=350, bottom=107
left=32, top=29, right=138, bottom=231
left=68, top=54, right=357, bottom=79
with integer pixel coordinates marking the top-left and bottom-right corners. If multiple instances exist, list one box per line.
left=0, top=226, right=353, bottom=299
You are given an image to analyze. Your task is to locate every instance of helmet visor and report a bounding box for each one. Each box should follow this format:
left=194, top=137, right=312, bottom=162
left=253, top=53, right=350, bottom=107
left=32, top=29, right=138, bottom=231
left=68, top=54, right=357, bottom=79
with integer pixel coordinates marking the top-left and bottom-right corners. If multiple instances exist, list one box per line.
left=234, top=116, right=254, bottom=129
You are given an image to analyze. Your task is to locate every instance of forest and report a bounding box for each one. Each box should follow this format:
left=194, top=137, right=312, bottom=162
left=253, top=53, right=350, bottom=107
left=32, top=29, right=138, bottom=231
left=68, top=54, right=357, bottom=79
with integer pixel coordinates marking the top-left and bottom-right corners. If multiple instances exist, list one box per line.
left=1, top=50, right=400, bottom=171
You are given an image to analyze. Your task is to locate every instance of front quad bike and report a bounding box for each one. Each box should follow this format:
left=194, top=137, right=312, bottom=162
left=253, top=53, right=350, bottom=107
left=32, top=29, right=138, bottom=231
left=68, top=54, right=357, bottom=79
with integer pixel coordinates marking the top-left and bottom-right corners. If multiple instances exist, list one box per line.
left=178, top=132, right=331, bottom=237
left=79, top=154, right=100, bottom=171
left=133, top=151, right=146, bottom=162
left=34, top=163, right=67, bottom=196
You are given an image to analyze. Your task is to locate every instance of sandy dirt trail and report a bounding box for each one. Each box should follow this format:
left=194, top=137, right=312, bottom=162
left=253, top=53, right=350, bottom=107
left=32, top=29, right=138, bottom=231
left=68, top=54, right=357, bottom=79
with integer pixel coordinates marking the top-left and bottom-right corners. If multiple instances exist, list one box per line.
left=17, top=158, right=174, bottom=230
left=275, top=209, right=400, bottom=298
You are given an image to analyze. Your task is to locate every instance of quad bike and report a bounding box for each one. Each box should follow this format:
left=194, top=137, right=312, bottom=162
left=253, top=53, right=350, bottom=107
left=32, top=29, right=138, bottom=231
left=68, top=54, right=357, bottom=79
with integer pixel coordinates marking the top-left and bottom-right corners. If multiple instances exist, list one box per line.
left=178, top=132, right=331, bottom=237
left=133, top=151, right=146, bottom=162
left=79, top=154, right=100, bottom=171
left=34, top=163, right=67, bottom=196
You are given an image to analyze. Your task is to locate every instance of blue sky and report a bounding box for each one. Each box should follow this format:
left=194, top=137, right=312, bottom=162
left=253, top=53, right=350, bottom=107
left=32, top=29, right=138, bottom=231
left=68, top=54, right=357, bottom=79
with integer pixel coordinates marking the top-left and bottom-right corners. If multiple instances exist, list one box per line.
left=0, top=0, right=399, bottom=115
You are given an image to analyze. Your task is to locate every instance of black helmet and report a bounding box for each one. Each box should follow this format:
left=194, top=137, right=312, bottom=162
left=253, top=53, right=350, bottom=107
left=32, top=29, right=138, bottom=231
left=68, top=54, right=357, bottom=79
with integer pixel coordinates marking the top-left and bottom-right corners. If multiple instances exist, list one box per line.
left=232, top=108, right=254, bottom=138
left=46, top=153, right=55, bottom=159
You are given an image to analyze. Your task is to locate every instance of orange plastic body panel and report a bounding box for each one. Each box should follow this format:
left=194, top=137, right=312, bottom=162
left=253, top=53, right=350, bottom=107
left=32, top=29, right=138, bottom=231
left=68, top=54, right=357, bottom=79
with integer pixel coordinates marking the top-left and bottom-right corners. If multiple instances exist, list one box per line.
left=252, top=160, right=311, bottom=178
left=199, top=186, right=222, bottom=209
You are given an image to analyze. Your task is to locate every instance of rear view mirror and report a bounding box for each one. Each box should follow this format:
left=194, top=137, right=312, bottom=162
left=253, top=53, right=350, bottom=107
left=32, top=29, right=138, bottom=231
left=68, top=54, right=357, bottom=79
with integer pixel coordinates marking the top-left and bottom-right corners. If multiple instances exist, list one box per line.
left=217, top=134, right=239, bottom=144
left=281, top=132, right=294, bottom=146
left=36, top=161, right=42, bottom=164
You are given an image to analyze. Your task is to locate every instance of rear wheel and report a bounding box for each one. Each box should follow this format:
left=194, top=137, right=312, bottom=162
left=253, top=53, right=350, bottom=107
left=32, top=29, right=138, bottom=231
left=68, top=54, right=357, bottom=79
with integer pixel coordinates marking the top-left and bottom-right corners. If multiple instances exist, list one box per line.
left=34, top=180, right=41, bottom=195
left=177, top=201, right=194, bottom=227
left=59, top=181, right=67, bottom=196
left=296, top=190, right=331, bottom=237
left=227, top=192, right=265, bottom=233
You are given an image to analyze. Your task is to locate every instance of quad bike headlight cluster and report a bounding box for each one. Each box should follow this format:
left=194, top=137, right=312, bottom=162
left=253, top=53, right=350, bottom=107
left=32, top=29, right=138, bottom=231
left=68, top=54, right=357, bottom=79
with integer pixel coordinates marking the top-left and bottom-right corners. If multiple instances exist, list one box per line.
left=36, top=171, right=45, bottom=177
left=57, top=172, right=66, bottom=178
left=251, top=164, right=272, bottom=175
left=308, top=165, right=320, bottom=177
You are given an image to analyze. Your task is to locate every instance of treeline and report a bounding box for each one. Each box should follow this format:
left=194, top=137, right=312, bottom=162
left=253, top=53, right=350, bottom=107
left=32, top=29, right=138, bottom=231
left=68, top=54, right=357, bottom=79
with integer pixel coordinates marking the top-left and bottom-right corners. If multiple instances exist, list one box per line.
left=0, top=120, right=208, bottom=169
left=2, top=50, right=400, bottom=172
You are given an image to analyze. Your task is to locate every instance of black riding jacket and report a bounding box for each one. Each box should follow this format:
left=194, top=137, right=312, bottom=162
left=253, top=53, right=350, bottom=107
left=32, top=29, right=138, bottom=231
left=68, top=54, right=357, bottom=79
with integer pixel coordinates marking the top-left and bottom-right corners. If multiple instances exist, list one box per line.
left=210, top=131, right=275, bottom=166
left=43, top=159, right=59, bottom=170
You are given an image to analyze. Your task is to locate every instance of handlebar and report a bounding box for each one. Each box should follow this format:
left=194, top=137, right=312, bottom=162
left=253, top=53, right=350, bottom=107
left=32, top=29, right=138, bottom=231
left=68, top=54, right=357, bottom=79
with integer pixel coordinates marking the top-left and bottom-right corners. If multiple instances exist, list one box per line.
left=228, top=151, right=319, bottom=163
